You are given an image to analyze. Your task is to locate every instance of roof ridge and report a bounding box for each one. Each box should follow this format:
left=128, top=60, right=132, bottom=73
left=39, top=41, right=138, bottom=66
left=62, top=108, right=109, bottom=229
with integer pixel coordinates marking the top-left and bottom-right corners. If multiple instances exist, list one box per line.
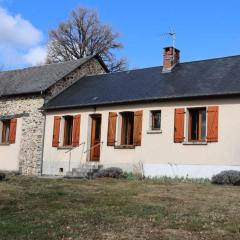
left=180, top=54, right=240, bottom=65
left=0, top=55, right=93, bottom=73
left=82, top=54, right=240, bottom=78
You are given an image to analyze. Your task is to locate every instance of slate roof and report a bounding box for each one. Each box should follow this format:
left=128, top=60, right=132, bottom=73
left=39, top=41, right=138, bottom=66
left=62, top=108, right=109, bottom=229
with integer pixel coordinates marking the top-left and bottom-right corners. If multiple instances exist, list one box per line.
left=44, top=55, right=240, bottom=110
left=0, top=55, right=108, bottom=97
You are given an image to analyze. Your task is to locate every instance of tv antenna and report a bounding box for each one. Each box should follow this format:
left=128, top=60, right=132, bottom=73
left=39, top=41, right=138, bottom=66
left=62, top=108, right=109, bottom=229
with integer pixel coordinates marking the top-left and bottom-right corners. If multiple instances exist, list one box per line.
left=160, top=27, right=176, bottom=48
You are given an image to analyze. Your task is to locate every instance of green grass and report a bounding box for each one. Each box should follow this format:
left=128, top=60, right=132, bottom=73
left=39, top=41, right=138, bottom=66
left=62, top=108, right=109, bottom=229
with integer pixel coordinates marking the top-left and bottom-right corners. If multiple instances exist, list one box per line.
left=0, top=177, right=240, bottom=239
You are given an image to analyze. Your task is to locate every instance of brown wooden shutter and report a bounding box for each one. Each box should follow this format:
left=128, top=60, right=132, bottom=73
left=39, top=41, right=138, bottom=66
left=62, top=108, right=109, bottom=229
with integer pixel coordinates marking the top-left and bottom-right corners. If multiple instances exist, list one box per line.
left=72, top=115, right=81, bottom=147
left=107, top=112, right=117, bottom=146
left=9, top=118, right=17, bottom=144
left=52, top=116, right=61, bottom=147
left=174, top=108, right=185, bottom=143
left=207, top=106, right=219, bottom=142
left=133, top=111, right=143, bottom=146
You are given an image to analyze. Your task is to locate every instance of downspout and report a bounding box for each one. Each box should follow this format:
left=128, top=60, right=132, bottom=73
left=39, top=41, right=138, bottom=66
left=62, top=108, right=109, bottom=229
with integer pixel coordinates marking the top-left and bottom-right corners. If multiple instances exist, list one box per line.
left=40, top=90, right=46, bottom=176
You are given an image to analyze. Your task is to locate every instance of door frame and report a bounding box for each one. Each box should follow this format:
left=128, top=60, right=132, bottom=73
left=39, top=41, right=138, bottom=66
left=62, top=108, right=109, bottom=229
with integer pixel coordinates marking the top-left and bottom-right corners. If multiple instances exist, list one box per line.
left=89, top=114, right=102, bottom=162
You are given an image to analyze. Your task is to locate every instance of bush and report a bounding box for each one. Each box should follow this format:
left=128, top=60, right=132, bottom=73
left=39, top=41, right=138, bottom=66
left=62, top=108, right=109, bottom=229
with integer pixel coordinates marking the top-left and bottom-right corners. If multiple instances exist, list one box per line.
left=0, top=172, right=6, bottom=181
left=212, top=170, right=240, bottom=185
left=93, top=167, right=126, bottom=179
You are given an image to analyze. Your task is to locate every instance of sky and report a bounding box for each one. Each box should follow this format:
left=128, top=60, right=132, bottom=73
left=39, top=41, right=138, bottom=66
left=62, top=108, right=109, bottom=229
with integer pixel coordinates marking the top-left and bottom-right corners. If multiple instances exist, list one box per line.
left=0, top=0, right=240, bottom=70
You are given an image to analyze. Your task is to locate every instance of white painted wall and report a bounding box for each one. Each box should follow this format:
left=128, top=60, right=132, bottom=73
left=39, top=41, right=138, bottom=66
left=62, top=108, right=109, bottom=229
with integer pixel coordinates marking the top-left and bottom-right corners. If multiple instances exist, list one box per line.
left=42, top=98, right=240, bottom=178
left=0, top=118, right=22, bottom=171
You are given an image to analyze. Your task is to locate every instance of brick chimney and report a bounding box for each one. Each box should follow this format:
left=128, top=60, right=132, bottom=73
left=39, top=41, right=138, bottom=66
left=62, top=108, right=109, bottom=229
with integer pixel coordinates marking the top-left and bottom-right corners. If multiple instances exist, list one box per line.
left=162, top=47, right=180, bottom=72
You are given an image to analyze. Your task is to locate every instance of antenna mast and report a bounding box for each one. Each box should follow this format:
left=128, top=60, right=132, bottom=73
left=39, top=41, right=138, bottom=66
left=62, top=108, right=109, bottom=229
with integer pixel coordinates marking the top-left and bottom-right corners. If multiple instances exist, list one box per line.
left=160, top=28, right=176, bottom=48
left=160, top=28, right=177, bottom=63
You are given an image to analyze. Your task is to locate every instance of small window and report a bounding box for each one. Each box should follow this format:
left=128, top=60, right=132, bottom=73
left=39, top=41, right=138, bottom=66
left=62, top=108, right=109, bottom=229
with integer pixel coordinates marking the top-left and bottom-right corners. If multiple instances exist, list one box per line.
left=121, top=112, right=134, bottom=145
left=188, top=108, right=206, bottom=141
left=1, top=119, right=10, bottom=144
left=151, top=111, right=161, bottom=130
left=63, top=116, right=73, bottom=146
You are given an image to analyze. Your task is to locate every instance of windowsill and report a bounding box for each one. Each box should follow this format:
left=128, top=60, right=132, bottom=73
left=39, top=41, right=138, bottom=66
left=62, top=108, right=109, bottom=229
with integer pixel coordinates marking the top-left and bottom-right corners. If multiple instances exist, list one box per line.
left=0, top=143, right=10, bottom=146
left=146, top=129, right=162, bottom=134
left=114, top=145, right=135, bottom=149
left=183, top=141, right=208, bottom=145
left=57, top=146, right=74, bottom=150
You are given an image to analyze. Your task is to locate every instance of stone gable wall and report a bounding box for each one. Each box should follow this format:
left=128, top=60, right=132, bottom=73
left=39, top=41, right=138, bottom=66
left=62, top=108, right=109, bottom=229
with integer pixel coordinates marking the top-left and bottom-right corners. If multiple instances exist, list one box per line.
left=45, top=57, right=106, bottom=101
left=0, top=96, right=44, bottom=175
left=0, top=58, right=106, bottom=175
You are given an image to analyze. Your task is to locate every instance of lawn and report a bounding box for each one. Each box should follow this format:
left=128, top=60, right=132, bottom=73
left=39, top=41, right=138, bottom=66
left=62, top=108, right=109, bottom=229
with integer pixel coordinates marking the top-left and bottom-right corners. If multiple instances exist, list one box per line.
left=0, top=177, right=240, bottom=240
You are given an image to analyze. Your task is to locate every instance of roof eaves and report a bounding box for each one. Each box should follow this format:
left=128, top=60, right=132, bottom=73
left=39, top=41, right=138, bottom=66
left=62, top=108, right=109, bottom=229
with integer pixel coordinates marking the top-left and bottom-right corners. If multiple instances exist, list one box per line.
left=0, top=90, right=43, bottom=98
left=43, top=91, right=240, bottom=111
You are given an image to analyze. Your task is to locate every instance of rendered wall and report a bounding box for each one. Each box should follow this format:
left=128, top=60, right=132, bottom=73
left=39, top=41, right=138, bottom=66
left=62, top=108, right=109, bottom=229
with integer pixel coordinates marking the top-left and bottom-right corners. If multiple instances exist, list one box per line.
left=42, top=97, right=240, bottom=178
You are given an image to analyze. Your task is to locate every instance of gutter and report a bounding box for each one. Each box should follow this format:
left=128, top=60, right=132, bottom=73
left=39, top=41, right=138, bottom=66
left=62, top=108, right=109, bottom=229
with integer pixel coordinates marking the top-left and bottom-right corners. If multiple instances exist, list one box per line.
left=42, top=92, right=240, bottom=112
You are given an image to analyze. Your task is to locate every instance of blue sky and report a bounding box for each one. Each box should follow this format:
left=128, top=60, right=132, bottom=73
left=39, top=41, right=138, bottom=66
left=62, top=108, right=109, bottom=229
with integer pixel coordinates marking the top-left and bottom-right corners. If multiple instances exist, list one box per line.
left=0, top=0, right=240, bottom=69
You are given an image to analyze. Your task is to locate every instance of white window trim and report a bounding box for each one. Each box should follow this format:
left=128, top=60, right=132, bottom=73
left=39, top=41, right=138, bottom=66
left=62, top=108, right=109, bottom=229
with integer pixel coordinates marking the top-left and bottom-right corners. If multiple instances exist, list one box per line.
left=147, top=110, right=162, bottom=133
left=115, top=113, right=121, bottom=146
left=59, top=117, right=65, bottom=147
left=146, top=129, right=162, bottom=134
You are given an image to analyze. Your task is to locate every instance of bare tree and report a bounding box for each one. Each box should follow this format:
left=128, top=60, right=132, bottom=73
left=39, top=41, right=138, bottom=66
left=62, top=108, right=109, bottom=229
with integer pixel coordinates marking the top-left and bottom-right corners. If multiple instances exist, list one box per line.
left=46, top=7, right=127, bottom=72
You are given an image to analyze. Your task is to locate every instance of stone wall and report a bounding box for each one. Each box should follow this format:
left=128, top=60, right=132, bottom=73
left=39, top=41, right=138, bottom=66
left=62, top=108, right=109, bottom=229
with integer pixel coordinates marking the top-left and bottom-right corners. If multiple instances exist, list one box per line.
left=0, top=57, right=106, bottom=175
left=45, top=57, right=106, bottom=101
left=0, top=95, right=45, bottom=175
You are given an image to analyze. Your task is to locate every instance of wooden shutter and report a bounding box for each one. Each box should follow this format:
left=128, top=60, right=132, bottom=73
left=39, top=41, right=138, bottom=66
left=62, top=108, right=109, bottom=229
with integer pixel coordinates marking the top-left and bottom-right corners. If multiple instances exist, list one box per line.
left=107, top=112, right=117, bottom=146
left=9, top=118, right=17, bottom=144
left=52, top=116, right=61, bottom=147
left=174, top=108, right=185, bottom=143
left=72, top=115, right=81, bottom=147
left=207, top=106, right=219, bottom=142
left=133, top=111, right=143, bottom=146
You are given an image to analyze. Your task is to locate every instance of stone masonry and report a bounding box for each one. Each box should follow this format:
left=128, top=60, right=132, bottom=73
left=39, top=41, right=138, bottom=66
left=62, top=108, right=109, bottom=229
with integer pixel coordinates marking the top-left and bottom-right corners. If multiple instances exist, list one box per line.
left=0, top=57, right=106, bottom=175
left=45, top=58, right=106, bottom=101
left=0, top=95, right=45, bottom=175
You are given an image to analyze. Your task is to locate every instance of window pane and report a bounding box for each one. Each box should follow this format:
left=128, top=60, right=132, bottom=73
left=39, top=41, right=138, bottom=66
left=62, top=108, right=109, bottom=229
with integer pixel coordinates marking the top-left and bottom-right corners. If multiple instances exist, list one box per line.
left=1, top=120, right=10, bottom=144
left=188, top=108, right=206, bottom=141
left=5, top=121, right=10, bottom=143
left=95, top=118, right=101, bottom=140
left=64, top=116, right=73, bottom=146
left=152, top=111, right=161, bottom=129
left=121, top=112, right=134, bottom=145
left=191, top=111, right=198, bottom=140
left=201, top=110, right=206, bottom=140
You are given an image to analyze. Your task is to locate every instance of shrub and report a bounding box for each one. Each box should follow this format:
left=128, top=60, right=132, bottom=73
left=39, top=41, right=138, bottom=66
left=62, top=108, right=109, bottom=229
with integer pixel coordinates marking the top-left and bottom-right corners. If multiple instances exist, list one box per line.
left=212, top=170, right=240, bottom=185
left=93, top=167, right=126, bottom=179
left=0, top=172, right=6, bottom=181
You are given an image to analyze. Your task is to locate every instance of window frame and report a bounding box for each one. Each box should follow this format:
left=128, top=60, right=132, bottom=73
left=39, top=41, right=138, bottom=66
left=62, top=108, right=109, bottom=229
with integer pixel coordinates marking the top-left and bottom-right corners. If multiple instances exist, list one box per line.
left=0, top=119, right=11, bottom=144
left=62, top=115, right=74, bottom=147
left=120, top=111, right=134, bottom=146
left=151, top=110, right=161, bottom=130
left=187, top=107, right=207, bottom=142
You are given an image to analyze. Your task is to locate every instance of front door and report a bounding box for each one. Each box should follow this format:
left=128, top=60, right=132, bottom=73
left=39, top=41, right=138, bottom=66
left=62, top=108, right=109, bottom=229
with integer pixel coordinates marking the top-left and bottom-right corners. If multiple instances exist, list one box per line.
left=90, top=115, right=102, bottom=161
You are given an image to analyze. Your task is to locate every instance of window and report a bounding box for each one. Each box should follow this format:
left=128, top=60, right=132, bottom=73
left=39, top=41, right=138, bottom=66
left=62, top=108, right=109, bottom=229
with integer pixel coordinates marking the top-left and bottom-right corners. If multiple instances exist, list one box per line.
left=188, top=108, right=206, bottom=141
left=151, top=111, right=161, bottom=130
left=0, top=120, right=11, bottom=144
left=121, top=112, right=134, bottom=145
left=63, top=116, right=73, bottom=146
left=52, top=115, right=80, bottom=148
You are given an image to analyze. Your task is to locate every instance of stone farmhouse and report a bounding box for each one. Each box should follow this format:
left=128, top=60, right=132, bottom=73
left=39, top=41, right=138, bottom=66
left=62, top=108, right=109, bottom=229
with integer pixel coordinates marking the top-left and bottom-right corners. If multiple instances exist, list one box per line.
left=0, top=55, right=108, bottom=175
left=42, top=47, right=240, bottom=178
left=2, top=47, right=240, bottom=178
